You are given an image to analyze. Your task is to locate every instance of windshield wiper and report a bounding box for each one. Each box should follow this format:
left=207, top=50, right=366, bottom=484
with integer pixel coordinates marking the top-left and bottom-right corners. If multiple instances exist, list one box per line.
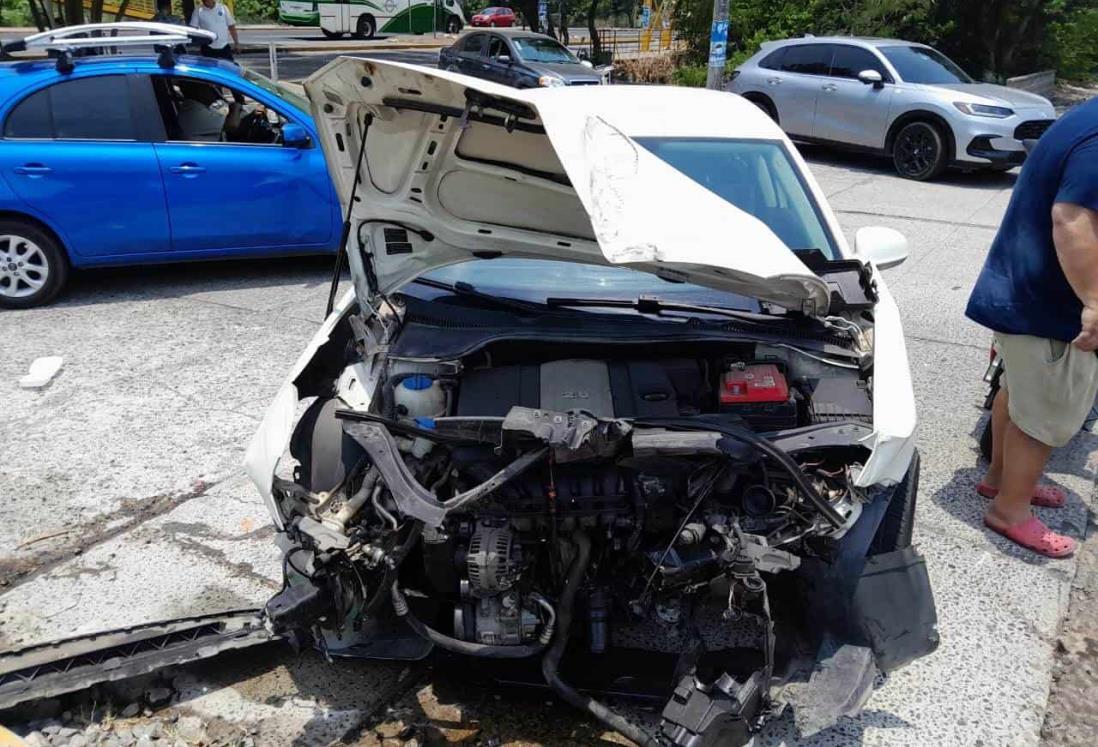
left=412, top=277, right=549, bottom=314
left=545, top=295, right=783, bottom=324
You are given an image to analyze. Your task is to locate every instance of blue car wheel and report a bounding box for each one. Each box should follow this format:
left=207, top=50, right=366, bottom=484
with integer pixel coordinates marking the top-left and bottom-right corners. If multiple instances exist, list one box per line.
left=0, top=220, right=68, bottom=309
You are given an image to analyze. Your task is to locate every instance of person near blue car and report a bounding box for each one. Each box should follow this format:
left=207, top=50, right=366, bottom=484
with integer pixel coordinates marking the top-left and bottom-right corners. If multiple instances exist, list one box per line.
left=190, top=0, right=240, bottom=61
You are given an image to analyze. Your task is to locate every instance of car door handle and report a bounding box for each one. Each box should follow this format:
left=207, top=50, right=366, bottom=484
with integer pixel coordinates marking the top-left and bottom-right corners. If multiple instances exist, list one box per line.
left=169, top=163, right=206, bottom=175
left=766, top=77, right=782, bottom=85
left=14, top=163, right=52, bottom=176
left=821, top=83, right=838, bottom=92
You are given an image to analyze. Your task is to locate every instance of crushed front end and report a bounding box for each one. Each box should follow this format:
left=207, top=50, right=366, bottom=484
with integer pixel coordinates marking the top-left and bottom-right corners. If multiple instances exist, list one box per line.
left=254, top=303, right=938, bottom=747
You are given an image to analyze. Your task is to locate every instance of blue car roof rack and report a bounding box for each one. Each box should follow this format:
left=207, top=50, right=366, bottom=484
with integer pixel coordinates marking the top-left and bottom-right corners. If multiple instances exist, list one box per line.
left=1, top=22, right=216, bottom=72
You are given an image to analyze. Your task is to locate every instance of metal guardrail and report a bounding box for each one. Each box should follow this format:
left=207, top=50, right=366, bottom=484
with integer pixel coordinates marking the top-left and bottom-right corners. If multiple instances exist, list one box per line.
left=571, top=27, right=681, bottom=64
left=1006, top=69, right=1056, bottom=96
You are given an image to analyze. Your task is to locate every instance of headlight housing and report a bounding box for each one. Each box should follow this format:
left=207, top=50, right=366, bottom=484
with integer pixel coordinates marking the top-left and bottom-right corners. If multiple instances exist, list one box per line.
left=538, top=75, right=566, bottom=87
left=953, top=102, right=1014, bottom=118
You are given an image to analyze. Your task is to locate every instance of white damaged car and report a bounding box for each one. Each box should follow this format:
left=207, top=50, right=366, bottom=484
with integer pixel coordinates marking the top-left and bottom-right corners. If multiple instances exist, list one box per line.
left=245, top=59, right=938, bottom=746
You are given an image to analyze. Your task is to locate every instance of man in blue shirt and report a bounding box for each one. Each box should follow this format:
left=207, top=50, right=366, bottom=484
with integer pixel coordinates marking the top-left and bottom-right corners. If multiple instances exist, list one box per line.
left=966, top=96, right=1098, bottom=558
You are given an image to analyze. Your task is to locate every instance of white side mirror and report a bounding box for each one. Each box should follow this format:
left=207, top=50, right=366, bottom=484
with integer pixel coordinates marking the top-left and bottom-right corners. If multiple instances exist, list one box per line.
left=854, top=226, right=908, bottom=270
left=580, top=59, right=594, bottom=68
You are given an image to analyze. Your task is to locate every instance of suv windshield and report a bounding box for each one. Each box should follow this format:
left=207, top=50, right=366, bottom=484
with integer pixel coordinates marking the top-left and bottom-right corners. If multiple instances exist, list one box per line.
left=879, top=45, right=973, bottom=84
left=512, top=37, right=578, bottom=63
left=421, top=138, right=836, bottom=308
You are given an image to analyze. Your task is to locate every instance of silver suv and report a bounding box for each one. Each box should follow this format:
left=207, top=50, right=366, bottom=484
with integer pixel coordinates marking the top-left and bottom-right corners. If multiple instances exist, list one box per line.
left=728, top=37, right=1057, bottom=180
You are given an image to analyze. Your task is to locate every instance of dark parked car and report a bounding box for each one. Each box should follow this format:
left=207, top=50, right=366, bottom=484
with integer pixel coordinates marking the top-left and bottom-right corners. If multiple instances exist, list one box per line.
left=439, top=29, right=603, bottom=88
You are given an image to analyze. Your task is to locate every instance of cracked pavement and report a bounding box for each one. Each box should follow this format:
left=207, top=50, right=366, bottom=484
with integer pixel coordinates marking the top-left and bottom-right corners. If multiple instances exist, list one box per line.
left=1, top=148, right=1094, bottom=746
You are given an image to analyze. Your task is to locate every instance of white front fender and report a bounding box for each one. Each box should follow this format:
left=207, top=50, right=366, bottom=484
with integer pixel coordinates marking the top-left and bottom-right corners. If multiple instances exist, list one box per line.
left=243, top=290, right=356, bottom=529
left=855, top=273, right=918, bottom=487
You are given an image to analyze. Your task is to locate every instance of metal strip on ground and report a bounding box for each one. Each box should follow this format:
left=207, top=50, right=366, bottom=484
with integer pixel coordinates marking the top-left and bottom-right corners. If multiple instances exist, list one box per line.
left=0, top=609, right=276, bottom=710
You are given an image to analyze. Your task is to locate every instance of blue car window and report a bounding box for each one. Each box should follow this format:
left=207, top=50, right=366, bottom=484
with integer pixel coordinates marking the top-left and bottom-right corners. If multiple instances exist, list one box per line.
left=4, top=75, right=134, bottom=141
left=4, top=87, right=51, bottom=138
left=52, top=76, right=135, bottom=140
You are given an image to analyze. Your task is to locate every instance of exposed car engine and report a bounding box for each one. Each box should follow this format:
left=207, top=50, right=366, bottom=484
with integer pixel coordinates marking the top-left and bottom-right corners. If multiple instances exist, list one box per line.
left=265, top=331, right=936, bottom=747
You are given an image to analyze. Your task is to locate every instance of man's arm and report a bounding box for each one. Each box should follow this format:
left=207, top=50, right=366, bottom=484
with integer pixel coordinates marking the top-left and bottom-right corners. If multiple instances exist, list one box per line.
left=1053, top=203, right=1098, bottom=351
left=226, top=6, right=239, bottom=50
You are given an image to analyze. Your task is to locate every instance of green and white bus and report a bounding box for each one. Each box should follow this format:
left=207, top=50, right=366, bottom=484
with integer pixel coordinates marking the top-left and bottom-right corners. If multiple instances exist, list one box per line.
left=279, top=0, right=320, bottom=26
left=287, top=0, right=465, bottom=38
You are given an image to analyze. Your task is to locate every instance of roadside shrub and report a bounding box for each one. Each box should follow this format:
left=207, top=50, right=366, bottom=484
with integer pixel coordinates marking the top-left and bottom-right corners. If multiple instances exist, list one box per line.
left=615, top=54, right=675, bottom=83
left=671, top=63, right=707, bottom=86
left=234, top=0, right=279, bottom=23
left=1047, top=7, right=1098, bottom=81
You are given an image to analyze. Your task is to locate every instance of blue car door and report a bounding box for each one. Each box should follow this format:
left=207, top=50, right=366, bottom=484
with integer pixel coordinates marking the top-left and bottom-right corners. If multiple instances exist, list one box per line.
left=0, top=74, right=170, bottom=259
left=148, top=73, right=334, bottom=254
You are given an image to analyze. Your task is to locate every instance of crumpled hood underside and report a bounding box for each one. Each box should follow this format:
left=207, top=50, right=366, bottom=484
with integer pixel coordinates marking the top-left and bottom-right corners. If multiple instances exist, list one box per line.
left=303, top=58, right=836, bottom=314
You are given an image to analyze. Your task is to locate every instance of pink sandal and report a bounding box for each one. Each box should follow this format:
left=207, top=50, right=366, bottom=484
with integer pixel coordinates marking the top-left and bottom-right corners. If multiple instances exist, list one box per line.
left=984, top=515, right=1076, bottom=558
left=976, top=482, right=1066, bottom=508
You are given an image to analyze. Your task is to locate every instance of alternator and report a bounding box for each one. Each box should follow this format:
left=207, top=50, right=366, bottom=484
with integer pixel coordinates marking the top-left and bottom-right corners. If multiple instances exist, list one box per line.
left=466, top=521, right=520, bottom=595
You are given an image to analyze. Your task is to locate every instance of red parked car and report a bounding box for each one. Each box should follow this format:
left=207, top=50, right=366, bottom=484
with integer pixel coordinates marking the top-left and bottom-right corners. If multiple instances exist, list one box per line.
left=470, top=6, right=516, bottom=26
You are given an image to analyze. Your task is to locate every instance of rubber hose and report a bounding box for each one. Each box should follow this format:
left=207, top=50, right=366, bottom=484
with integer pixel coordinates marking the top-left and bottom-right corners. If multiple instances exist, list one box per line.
left=540, top=531, right=662, bottom=747
left=391, top=583, right=547, bottom=659
left=360, top=522, right=422, bottom=619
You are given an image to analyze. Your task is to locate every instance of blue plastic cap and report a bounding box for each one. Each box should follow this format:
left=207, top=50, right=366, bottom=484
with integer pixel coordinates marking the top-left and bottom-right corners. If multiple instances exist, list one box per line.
left=415, top=417, right=437, bottom=430
left=402, top=374, right=433, bottom=391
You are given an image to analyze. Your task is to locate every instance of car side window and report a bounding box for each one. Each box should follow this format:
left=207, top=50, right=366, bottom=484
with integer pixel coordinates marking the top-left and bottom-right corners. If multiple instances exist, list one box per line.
left=488, top=36, right=508, bottom=60
left=152, top=76, right=288, bottom=145
left=4, top=88, right=51, bottom=138
left=829, top=45, right=890, bottom=81
left=4, top=75, right=135, bottom=140
left=462, top=34, right=484, bottom=55
left=780, top=44, right=833, bottom=76
left=758, top=48, right=786, bottom=71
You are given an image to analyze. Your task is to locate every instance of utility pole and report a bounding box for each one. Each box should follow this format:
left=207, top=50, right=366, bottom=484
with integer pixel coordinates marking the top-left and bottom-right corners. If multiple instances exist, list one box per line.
left=705, top=0, right=729, bottom=90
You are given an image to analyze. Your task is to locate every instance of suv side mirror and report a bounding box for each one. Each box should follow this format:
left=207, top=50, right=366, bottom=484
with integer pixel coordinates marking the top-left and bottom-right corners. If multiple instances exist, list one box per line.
left=580, top=59, right=594, bottom=68
left=858, top=69, right=884, bottom=88
left=497, top=54, right=512, bottom=64
left=854, top=226, right=908, bottom=269
left=282, top=122, right=311, bottom=148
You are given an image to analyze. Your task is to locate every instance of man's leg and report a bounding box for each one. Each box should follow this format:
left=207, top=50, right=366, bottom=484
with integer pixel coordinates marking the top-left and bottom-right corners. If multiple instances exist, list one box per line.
left=985, top=419, right=1053, bottom=528
left=982, top=386, right=1010, bottom=488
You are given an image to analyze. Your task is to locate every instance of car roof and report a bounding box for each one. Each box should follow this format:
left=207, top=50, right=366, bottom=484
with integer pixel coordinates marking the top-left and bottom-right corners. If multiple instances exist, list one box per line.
left=0, top=53, right=240, bottom=92
left=761, top=36, right=927, bottom=51
left=459, top=28, right=551, bottom=38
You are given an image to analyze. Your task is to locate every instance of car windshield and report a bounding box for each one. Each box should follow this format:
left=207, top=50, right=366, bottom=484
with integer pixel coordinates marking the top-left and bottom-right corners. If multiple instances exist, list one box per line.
left=421, top=138, right=835, bottom=308
left=241, top=68, right=310, bottom=111
left=422, top=259, right=763, bottom=309
left=512, top=37, right=578, bottom=63
left=635, top=137, right=838, bottom=257
left=879, top=45, right=973, bottom=84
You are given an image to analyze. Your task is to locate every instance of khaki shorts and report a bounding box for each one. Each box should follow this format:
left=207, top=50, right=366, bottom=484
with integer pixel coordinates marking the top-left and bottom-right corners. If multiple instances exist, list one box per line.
left=996, top=332, right=1098, bottom=448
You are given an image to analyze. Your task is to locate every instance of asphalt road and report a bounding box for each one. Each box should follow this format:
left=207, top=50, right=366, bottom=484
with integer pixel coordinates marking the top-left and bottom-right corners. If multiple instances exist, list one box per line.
left=0, top=145, right=1092, bottom=747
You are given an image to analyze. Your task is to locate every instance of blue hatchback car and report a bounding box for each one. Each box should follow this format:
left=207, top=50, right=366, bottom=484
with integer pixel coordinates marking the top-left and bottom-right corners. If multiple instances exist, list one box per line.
left=0, top=45, right=340, bottom=308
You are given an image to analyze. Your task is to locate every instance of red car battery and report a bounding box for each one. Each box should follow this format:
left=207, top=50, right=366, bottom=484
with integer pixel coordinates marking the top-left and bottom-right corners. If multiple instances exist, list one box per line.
left=719, top=363, right=799, bottom=430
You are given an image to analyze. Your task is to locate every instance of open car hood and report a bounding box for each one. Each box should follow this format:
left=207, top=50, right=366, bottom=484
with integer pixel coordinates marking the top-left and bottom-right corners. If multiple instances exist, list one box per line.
left=303, top=59, right=836, bottom=314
